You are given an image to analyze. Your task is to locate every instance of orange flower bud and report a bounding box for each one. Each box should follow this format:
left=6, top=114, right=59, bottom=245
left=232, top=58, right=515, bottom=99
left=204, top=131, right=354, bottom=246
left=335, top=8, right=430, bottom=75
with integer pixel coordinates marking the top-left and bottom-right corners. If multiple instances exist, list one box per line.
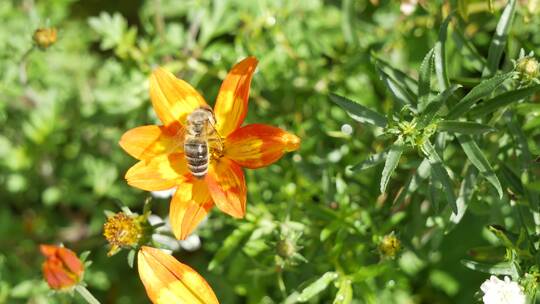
left=33, top=28, right=57, bottom=49
left=40, top=244, right=84, bottom=290
left=138, top=246, right=219, bottom=304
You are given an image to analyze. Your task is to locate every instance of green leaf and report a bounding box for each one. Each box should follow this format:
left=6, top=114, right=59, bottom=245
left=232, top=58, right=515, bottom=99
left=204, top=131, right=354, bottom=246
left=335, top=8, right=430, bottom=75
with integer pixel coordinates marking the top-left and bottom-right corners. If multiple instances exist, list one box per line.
left=380, top=139, right=404, bottom=194
left=461, top=260, right=518, bottom=276
left=349, top=150, right=387, bottom=171
left=417, top=84, right=462, bottom=128
left=470, top=84, right=540, bottom=118
left=208, top=223, right=255, bottom=271
left=483, top=0, right=517, bottom=77
left=447, top=72, right=513, bottom=119
left=333, top=278, right=352, bottom=304
left=438, top=120, right=496, bottom=135
left=375, top=64, right=416, bottom=107
left=329, top=93, right=387, bottom=127
left=435, top=14, right=452, bottom=90
left=457, top=135, right=503, bottom=198
left=418, top=48, right=434, bottom=112
left=297, top=272, right=339, bottom=302
left=372, top=55, right=418, bottom=93
left=421, top=141, right=457, bottom=213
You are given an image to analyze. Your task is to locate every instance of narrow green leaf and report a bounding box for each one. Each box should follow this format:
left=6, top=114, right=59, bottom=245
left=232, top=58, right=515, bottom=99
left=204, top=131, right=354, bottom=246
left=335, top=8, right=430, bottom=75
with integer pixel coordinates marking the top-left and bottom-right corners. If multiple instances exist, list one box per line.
left=297, top=272, right=339, bottom=302
left=435, top=14, right=452, bottom=90
left=417, top=84, right=462, bottom=128
left=500, top=163, right=524, bottom=195
left=483, top=0, right=517, bottom=77
left=447, top=72, right=512, bottom=119
left=372, top=55, right=418, bottom=93
left=329, top=93, right=387, bottom=127
left=461, top=260, right=518, bottom=276
left=438, top=120, right=496, bottom=135
left=470, top=84, right=540, bottom=118
left=349, top=150, right=387, bottom=171
left=418, top=48, right=434, bottom=112
left=375, top=65, right=416, bottom=107
left=421, top=141, right=457, bottom=213
left=333, top=278, right=352, bottom=304
left=457, top=135, right=503, bottom=198
left=380, top=139, right=404, bottom=194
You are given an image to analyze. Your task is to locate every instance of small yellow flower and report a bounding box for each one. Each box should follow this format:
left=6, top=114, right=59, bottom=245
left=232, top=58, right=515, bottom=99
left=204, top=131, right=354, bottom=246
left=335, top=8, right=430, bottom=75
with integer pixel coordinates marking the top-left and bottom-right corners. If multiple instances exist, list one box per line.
left=379, top=233, right=401, bottom=258
left=33, top=28, right=57, bottom=49
left=103, top=212, right=146, bottom=256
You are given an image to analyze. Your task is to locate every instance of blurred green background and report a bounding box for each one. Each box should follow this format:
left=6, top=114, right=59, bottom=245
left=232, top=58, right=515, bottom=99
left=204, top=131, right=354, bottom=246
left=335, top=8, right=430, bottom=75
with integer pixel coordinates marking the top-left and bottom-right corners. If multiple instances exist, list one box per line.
left=1, top=0, right=539, bottom=303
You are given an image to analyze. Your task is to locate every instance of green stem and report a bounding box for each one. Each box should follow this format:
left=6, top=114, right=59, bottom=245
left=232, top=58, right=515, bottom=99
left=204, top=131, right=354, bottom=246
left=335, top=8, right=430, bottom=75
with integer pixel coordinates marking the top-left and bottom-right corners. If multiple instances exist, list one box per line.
left=75, top=285, right=101, bottom=304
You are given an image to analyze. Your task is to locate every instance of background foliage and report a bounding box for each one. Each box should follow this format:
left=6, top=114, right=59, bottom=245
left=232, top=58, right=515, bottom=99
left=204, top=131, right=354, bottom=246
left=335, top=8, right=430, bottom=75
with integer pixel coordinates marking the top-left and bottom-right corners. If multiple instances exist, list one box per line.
left=1, top=0, right=539, bottom=303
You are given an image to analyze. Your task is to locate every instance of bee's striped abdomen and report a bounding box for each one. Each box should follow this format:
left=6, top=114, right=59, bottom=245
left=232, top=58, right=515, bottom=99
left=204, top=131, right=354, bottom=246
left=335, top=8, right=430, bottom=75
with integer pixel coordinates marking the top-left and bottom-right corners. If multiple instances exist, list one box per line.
left=184, top=139, right=209, bottom=178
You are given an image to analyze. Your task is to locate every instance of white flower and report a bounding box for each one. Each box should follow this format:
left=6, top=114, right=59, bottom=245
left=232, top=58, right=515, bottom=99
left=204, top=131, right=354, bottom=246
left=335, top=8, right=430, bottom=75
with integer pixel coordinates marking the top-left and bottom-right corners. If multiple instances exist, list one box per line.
left=400, top=0, right=418, bottom=16
left=480, top=275, right=526, bottom=304
left=151, top=187, right=176, bottom=199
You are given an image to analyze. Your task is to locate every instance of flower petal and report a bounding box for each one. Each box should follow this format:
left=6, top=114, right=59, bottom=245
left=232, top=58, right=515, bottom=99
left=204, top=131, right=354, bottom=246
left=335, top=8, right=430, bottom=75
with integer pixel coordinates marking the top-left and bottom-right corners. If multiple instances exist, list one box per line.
left=169, top=179, right=214, bottom=240
left=225, top=124, right=300, bottom=169
left=205, top=158, right=246, bottom=218
left=125, top=153, right=188, bottom=191
left=138, top=246, right=219, bottom=304
left=214, top=57, right=258, bottom=137
left=150, top=67, right=208, bottom=126
left=119, top=124, right=184, bottom=160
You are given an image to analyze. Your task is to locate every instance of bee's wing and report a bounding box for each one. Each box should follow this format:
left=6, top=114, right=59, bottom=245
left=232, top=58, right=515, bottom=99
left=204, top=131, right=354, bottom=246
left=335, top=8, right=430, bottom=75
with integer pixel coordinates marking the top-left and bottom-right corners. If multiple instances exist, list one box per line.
left=205, top=118, right=224, bottom=152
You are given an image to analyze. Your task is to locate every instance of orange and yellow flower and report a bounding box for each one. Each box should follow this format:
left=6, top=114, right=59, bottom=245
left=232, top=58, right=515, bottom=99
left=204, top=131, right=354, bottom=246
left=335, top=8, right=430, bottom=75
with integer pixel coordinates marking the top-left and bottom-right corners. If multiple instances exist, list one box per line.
left=120, top=57, right=300, bottom=239
left=40, top=244, right=84, bottom=290
left=138, top=246, right=219, bottom=304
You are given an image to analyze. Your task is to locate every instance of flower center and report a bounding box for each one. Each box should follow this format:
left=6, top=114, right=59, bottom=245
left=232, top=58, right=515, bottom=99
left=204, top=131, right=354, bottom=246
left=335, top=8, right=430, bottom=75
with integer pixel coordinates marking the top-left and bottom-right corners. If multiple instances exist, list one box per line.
left=103, top=213, right=143, bottom=250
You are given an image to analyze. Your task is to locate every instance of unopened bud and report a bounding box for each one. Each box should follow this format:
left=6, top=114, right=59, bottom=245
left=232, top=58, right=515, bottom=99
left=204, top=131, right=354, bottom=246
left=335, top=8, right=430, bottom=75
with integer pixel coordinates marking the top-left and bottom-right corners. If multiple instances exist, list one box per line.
left=516, top=57, right=540, bottom=82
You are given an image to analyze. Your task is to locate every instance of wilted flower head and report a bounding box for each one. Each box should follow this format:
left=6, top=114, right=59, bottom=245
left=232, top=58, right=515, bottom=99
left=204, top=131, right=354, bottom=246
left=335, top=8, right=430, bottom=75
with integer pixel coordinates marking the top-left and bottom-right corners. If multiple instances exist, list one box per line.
left=137, top=246, right=219, bottom=304
left=33, top=27, right=57, bottom=49
left=103, top=212, right=148, bottom=256
left=480, top=275, right=526, bottom=304
left=40, top=244, right=84, bottom=290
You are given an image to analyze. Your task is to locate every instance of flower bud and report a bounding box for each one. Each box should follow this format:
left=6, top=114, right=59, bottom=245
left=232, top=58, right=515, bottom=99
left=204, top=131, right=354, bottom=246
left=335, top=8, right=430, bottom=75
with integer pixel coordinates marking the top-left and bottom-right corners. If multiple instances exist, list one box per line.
left=33, top=28, right=57, bottom=49
left=516, top=56, right=540, bottom=83
left=40, top=244, right=84, bottom=290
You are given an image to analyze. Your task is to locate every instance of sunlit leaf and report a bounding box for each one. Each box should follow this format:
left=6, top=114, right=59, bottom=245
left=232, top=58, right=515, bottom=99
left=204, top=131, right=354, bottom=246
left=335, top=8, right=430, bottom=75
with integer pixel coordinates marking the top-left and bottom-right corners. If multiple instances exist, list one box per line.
left=457, top=135, right=503, bottom=198
left=447, top=72, right=513, bottom=119
left=438, top=121, right=496, bottom=135
left=380, top=138, right=404, bottom=194
left=330, top=93, right=387, bottom=127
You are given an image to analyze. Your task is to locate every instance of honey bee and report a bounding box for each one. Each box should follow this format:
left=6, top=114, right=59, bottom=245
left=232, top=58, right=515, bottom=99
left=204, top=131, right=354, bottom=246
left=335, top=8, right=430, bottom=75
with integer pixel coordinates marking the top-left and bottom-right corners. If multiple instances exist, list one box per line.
left=183, top=107, right=222, bottom=178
